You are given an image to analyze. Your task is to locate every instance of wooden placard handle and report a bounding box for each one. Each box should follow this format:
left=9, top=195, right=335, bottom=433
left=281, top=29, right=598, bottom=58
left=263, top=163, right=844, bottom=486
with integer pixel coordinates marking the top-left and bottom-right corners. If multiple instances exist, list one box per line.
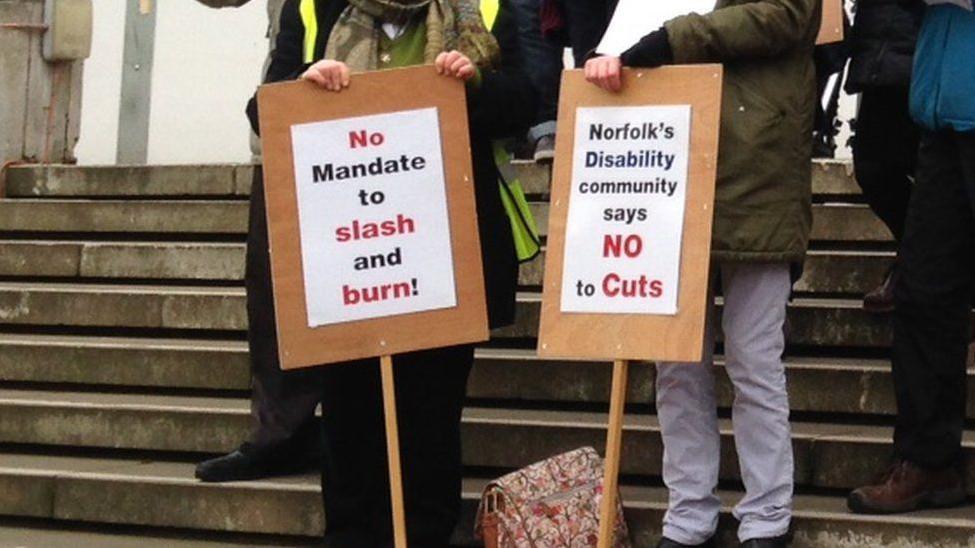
left=381, top=354, right=408, bottom=548
left=598, top=359, right=629, bottom=548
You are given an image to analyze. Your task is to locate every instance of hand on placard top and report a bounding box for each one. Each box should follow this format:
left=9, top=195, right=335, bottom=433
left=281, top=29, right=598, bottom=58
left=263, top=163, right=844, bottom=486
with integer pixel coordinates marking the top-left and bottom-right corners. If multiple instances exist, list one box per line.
left=302, top=60, right=351, bottom=92
left=435, top=50, right=478, bottom=82
left=585, top=55, right=623, bottom=93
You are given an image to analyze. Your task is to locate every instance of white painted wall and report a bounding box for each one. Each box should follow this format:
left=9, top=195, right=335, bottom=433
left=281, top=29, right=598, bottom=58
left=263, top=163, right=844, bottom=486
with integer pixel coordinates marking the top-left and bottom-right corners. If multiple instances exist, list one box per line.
left=74, top=0, right=124, bottom=165
left=76, top=0, right=269, bottom=165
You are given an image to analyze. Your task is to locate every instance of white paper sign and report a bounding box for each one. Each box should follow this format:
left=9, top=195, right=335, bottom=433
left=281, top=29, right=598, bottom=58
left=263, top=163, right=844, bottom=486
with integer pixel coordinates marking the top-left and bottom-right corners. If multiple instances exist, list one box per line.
left=597, top=0, right=715, bottom=57
left=560, top=105, right=692, bottom=315
left=289, top=107, right=457, bottom=327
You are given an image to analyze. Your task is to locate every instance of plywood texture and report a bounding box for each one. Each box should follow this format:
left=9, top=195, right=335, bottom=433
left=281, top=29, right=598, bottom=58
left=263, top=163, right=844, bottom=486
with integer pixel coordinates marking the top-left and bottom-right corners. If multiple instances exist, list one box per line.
left=0, top=0, right=83, bottom=166
left=257, top=66, right=489, bottom=369
left=539, top=67, right=723, bottom=363
left=817, top=0, right=845, bottom=45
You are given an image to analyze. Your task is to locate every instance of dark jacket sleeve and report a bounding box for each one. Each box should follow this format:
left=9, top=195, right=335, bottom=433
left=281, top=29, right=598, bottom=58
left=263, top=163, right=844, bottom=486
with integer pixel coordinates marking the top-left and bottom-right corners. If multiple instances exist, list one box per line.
left=664, top=0, right=821, bottom=63
left=620, top=28, right=675, bottom=68
left=246, top=0, right=308, bottom=135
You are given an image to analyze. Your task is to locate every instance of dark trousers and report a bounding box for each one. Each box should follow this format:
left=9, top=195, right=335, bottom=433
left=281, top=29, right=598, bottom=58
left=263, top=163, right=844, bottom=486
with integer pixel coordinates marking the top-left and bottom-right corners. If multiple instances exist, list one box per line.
left=892, top=130, right=975, bottom=470
left=509, top=0, right=563, bottom=127
left=852, top=87, right=919, bottom=241
left=246, top=166, right=322, bottom=450
left=319, top=345, right=474, bottom=547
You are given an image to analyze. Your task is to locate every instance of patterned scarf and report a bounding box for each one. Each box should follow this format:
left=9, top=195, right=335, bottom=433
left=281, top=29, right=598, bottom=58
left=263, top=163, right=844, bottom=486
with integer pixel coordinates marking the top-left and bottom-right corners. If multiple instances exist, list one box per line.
left=325, top=0, right=500, bottom=71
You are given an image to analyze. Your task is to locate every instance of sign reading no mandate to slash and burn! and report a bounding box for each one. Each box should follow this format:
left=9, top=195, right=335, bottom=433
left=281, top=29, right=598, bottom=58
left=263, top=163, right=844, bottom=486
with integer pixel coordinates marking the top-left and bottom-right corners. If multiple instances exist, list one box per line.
left=291, top=107, right=457, bottom=327
left=257, top=66, right=489, bottom=370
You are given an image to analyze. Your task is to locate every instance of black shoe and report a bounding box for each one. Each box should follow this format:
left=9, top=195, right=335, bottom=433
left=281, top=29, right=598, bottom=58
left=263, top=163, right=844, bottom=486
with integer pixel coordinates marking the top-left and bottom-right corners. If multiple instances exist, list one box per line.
left=863, top=265, right=898, bottom=313
left=657, top=536, right=716, bottom=548
left=195, top=443, right=317, bottom=483
left=812, top=131, right=835, bottom=159
left=740, top=533, right=792, bottom=547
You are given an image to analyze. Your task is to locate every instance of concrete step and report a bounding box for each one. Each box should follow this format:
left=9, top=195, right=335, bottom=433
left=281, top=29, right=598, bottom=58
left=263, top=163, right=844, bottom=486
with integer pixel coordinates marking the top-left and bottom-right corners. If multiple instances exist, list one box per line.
left=462, top=484, right=975, bottom=548
left=0, top=452, right=322, bottom=537
left=525, top=249, right=895, bottom=294
left=0, top=241, right=893, bottom=298
left=4, top=164, right=255, bottom=198
left=0, top=240, right=246, bottom=281
left=474, top=350, right=975, bottom=418
left=498, top=293, right=899, bottom=348
left=0, top=283, right=898, bottom=347
left=0, top=200, right=249, bottom=235
left=0, top=391, right=971, bottom=490
left=0, top=199, right=891, bottom=244
left=794, top=250, right=893, bottom=294
left=5, top=160, right=859, bottom=199
left=0, top=522, right=310, bottom=547
left=0, top=334, right=251, bottom=390
left=2, top=452, right=974, bottom=547
left=4, top=335, right=972, bottom=417
left=486, top=248, right=895, bottom=294
left=0, top=282, right=246, bottom=331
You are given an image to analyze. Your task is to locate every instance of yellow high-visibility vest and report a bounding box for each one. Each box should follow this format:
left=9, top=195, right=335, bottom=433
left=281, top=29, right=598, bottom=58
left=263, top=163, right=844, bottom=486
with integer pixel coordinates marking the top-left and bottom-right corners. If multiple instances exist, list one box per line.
left=480, top=0, right=541, bottom=262
left=298, top=0, right=541, bottom=263
left=300, top=0, right=318, bottom=64
left=494, top=144, right=542, bottom=263
left=480, top=0, right=499, bottom=31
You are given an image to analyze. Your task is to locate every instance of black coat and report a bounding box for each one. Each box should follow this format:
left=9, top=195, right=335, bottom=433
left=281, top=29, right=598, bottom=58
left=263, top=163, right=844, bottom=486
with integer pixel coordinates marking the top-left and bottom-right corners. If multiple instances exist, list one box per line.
left=846, top=0, right=924, bottom=92
left=247, top=0, right=537, bottom=328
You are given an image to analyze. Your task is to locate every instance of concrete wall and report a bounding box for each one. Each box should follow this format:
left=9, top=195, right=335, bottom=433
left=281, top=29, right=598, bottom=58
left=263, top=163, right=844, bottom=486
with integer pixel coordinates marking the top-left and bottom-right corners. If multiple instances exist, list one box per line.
left=75, top=0, right=268, bottom=165
left=0, top=0, right=84, bottom=165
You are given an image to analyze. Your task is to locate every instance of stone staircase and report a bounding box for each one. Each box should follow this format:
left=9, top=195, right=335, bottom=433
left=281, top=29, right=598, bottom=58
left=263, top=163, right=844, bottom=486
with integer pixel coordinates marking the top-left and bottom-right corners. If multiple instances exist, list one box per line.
left=0, top=162, right=973, bottom=547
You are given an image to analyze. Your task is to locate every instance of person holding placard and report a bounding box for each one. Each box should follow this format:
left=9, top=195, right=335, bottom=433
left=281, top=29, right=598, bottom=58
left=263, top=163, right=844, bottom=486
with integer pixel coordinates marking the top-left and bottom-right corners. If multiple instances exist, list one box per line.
left=245, top=0, right=535, bottom=545
left=192, top=0, right=327, bottom=486
left=584, top=1, right=821, bottom=546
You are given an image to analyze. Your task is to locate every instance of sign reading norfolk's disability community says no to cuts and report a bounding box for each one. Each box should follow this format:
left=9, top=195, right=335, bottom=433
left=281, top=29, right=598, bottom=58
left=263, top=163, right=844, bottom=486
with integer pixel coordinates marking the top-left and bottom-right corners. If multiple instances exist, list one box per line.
left=257, top=66, right=489, bottom=369
left=539, top=67, right=723, bottom=363
left=561, top=105, right=691, bottom=315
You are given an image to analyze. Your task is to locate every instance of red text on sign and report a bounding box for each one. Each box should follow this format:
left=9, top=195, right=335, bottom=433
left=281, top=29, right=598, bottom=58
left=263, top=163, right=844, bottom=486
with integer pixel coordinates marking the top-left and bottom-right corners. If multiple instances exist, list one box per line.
left=349, top=130, right=386, bottom=149
left=342, top=278, right=419, bottom=305
left=602, top=234, right=643, bottom=258
left=602, top=273, right=664, bottom=298
left=335, top=214, right=416, bottom=242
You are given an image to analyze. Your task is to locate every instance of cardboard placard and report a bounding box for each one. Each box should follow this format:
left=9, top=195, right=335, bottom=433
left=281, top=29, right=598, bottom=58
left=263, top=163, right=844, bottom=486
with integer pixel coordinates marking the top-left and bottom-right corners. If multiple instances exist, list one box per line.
left=818, top=0, right=845, bottom=45
left=539, top=67, right=722, bottom=363
left=257, top=66, right=489, bottom=370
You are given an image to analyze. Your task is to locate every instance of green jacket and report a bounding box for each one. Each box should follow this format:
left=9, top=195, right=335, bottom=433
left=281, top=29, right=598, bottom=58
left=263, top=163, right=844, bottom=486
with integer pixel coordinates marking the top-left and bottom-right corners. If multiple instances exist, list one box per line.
left=665, top=0, right=821, bottom=264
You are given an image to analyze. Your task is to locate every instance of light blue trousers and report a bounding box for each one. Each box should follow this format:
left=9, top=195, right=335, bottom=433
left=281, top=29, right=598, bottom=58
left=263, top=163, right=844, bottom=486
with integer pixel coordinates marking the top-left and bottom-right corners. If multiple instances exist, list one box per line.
left=657, top=262, right=794, bottom=544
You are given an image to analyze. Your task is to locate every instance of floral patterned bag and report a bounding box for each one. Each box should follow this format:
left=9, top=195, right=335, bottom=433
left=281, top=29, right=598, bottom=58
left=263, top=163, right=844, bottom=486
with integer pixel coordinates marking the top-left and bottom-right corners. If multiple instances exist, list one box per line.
left=475, top=447, right=632, bottom=548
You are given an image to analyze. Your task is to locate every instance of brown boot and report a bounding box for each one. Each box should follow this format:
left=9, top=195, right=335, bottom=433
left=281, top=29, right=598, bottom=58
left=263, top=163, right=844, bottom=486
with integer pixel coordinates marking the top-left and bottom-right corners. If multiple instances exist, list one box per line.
left=863, top=267, right=898, bottom=313
left=848, top=460, right=966, bottom=514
